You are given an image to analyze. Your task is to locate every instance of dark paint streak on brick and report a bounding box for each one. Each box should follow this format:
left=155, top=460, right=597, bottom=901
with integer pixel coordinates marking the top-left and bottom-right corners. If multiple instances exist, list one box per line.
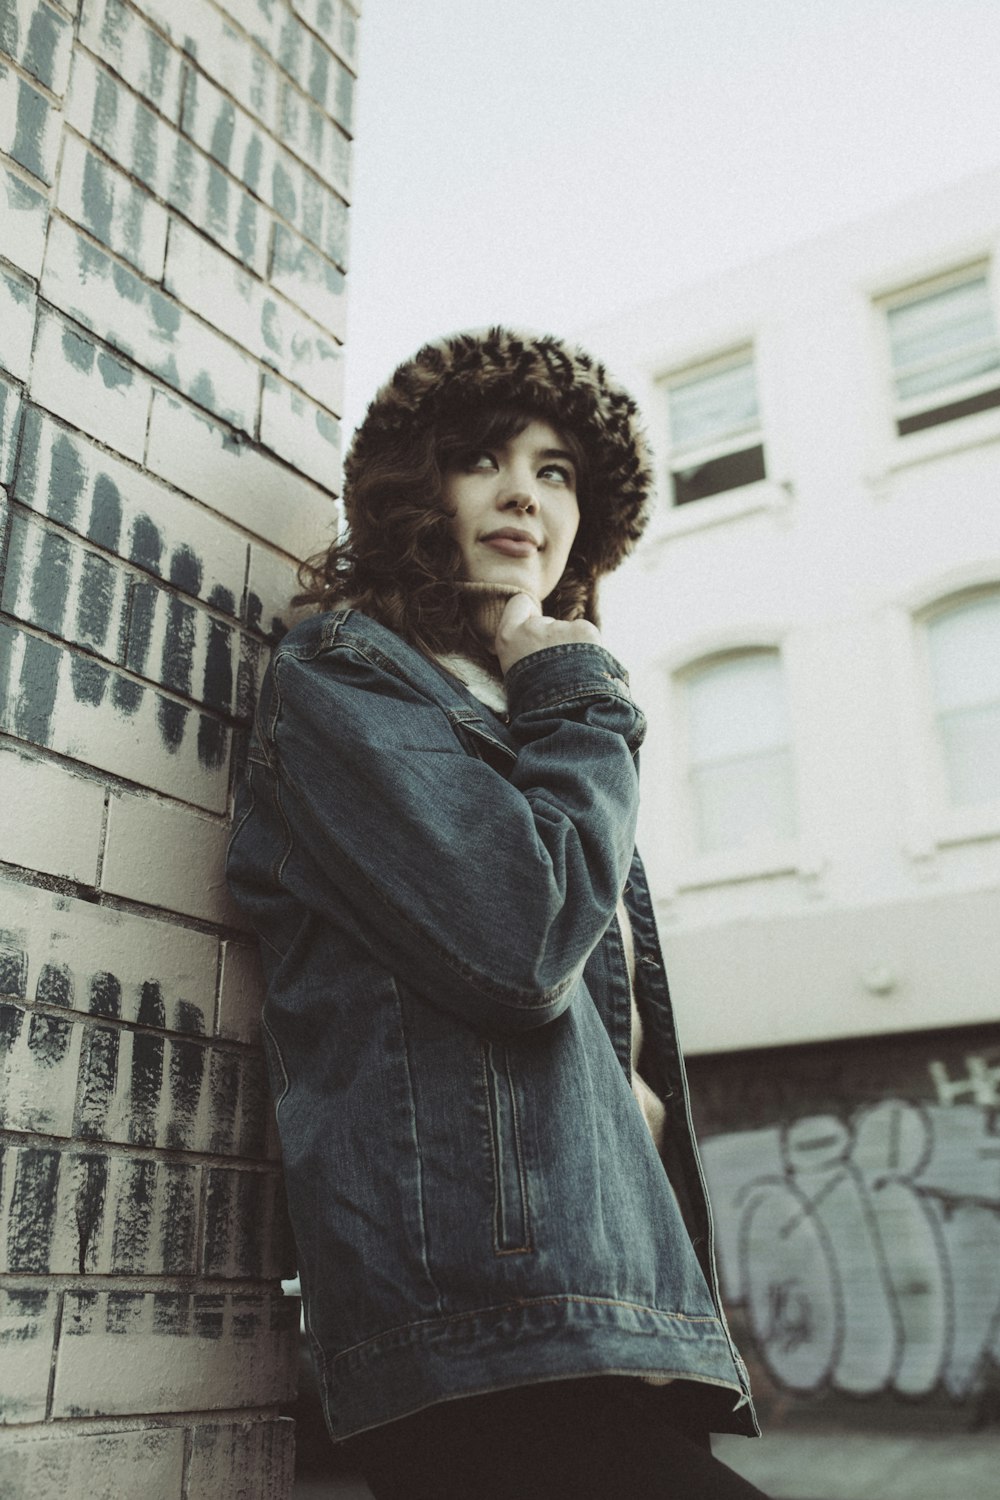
left=159, top=1164, right=196, bottom=1273
left=125, top=579, right=156, bottom=672
left=60, top=325, right=94, bottom=375
left=48, top=431, right=85, bottom=525
left=167, top=1036, right=204, bottom=1148
left=96, top=349, right=133, bottom=391
left=168, top=135, right=195, bottom=213
left=160, top=595, right=196, bottom=694
left=202, top=617, right=233, bottom=711
left=129, top=513, right=163, bottom=574
left=271, top=161, right=296, bottom=222
left=70, top=654, right=109, bottom=707
left=239, top=1051, right=270, bottom=1156
left=197, top=712, right=227, bottom=769
left=169, top=544, right=202, bottom=594
left=176, top=998, right=205, bottom=1035
left=93, top=68, right=119, bottom=150
left=235, top=193, right=257, bottom=265
left=153, top=1291, right=189, bottom=1335
left=206, top=162, right=230, bottom=234
left=209, top=582, right=236, bottom=617
left=157, top=695, right=188, bottom=751
left=308, top=41, right=330, bottom=109
left=73, top=1152, right=108, bottom=1274
left=75, top=551, right=115, bottom=648
left=81, top=149, right=113, bottom=245
left=194, top=1293, right=225, bottom=1340
left=246, top=592, right=263, bottom=629
left=147, top=30, right=169, bottom=103
left=208, top=1048, right=239, bottom=1154
left=242, top=133, right=263, bottom=193
left=132, top=103, right=159, bottom=185
left=23, top=6, right=62, bottom=92
left=0, top=943, right=28, bottom=1007
left=111, top=1156, right=155, bottom=1272
left=89, top=473, right=122, bottom=551
left=203, top=1168, right=232, bottom=1275
left=15, top=632, right=60, bottom=744
left=7, top=1147, right=59, bottom=1271
left=0, top=4, right=19, bottom=56
left=151, top=289, right=181, bottom=339
left=112, top=675, right=143, bottom=714
left=89, top=971, right=122, bottom=1019
left=36, top=962, right=73, bottom=1007
left=28, top=526, right=71, bottom=633
left=0, top=999, right=25, bottom=1049
left=128, top=1031, right=163, bottom=1146
left=137, top=979, right=165, bottom=1029
left=106, top=1289, right=143, bottom=1334
left=76, top=1025, right=119, bottom=1140
left=210, top=98, right=236, bottom=169
left=27, top=1010, right=71, bottom=1066
left=99, top=0, right=127, bottom=49
left=12, top=77, right=50, bottom=182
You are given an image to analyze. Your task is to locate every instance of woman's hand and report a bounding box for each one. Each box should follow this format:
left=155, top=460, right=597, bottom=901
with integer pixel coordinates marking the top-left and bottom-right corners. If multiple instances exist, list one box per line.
left=495, top=592, right=602, bottom=675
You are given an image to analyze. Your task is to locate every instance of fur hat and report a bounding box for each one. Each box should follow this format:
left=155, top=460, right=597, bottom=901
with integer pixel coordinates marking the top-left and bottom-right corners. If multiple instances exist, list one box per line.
left=344, top=327, right=654, bottom=576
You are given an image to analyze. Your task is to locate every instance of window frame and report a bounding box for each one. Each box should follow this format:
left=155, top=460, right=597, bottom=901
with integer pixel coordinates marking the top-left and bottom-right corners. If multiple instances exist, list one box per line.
left=920, top=589, right=1000, bottom=831
left=658, top=345, right=767, bottom=509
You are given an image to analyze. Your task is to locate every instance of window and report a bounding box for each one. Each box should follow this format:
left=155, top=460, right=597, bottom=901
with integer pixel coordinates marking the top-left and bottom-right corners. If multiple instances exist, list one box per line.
left=663, top=351, right=766, bottom=506
left=885, top=268, right=1000, bottom=436
left=926, top=594, right=1000, bottom=808
left=684, top=651, right=796, bottom=854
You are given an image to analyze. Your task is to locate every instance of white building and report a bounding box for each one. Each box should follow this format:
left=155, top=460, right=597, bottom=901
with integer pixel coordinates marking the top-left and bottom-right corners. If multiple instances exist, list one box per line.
left=591, top=165, right=1000, bottom=1061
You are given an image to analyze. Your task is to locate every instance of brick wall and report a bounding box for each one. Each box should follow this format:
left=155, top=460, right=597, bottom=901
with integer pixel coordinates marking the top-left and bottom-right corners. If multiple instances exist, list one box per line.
left=0, top=1, right=357, bottom=1492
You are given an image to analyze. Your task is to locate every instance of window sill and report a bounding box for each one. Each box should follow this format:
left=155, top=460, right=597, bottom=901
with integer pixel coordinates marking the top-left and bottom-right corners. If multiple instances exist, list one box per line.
left=934, top=806, right=1000, bottom=849
left=673, top=840, right=819, bottom=892
left=639, top=478, right=793, bottom=553
left=869, top=403, right=1000, bottom=485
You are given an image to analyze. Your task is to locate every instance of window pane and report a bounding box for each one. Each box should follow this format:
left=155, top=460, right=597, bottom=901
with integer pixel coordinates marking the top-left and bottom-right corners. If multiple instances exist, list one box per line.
left=672, top=444, right=766, bottom=506
left=668, top=359, right=759, bottom=452
left=927, top=597, right=1000, bottom=711
left=692, top=750, right=797, bottom=852
left=888, top=277, right=1000, bottom=399
left=688, top=654, right=789, bottom=762
left=938, top=704, right=1000, bottom=805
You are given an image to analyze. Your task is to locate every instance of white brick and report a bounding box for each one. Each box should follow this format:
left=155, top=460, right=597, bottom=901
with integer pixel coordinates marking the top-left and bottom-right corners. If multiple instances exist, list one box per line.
left=147, top=389, right=336, bottom=555
left=269, top=220, right=345, bottom=338
left=128, top=0, right=280, bottom=130
left=276, top=76, right=350, bottom=197
left=181, top=62, right=349, bottom=269
left=0, top=262, right=34, bottom=381
left=0, top=621, right=231, bottom=812
left=246, top=542, right=308, bottom=637
left=218, top=939, right=264, bottom=1043
left=0, top=1427, right=184, bottom=1498
left=103, top=793, right=244, bottom=925
left=57, top=130, right=169, bottom=278
left=185, top=1419, right=296, bottom=1500
left=1, top=506, right=131, bottom=663
left=0, top=375, right=22, bottom=488
left=0, top=0, right=74, bottom=95
left=52, top=1290, right=297, bottom=1417
left=0, top=876, right=217, bottom=1030
left=260, top=370, right=340, bottom=487
left=0, top=61, right=59, bottom=183
left=42, top=217, right=259, bottom=432
left=289, top=0, right=360, bottom=70
left=0, top=1289, right=56, bottom=1424
left=216, top=0, right=354, bottom=131
left=29, top=309, right=152, bottom=463
left=0, top=157, right=49, bottom=276
left=14, top=409, right=248, bottom=616
left=165, top=218, right=343, bottom=408
left=78, top=0, right=184, bottom=122
left=0, top=747, right=104, bottom=882
left=65, top=48, right=269, bottom=273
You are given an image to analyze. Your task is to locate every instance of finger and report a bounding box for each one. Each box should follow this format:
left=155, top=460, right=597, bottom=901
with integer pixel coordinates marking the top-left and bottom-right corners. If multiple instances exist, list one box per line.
left=498, top=592, right=541, bottom=632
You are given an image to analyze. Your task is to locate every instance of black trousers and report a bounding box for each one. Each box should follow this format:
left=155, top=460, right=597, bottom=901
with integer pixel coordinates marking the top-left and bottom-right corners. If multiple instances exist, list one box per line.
left=345, top=1377, right=769, bottom=1500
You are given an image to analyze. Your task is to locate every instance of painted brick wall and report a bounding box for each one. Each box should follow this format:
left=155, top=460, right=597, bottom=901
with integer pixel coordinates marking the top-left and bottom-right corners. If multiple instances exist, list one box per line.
left=0, top=0, right=358, bottom=1492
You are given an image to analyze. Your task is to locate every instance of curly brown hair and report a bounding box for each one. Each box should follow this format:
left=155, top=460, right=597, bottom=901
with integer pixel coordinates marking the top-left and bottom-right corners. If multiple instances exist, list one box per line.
left=296, top=405, right=597, bottom=664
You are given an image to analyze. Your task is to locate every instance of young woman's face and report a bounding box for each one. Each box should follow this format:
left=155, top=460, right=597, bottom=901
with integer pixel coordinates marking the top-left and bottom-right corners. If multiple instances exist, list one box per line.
left=442, top=419, right=580, bottom=601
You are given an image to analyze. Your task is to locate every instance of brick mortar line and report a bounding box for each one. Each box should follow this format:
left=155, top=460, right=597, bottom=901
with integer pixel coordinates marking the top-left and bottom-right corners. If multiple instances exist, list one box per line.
left=41, top=213, right=347, bottom=421
left=0, top=44, right=69, bottom=109
left=0, top=1126, right=281, bottom=1165
left=0, top=145, right=56, bottom=198
left=0, top=731, right=245, bottom=828
left=0, top=994, right=263, bottom=1052
left=71, top=32, right=352, bottom=218
left=0, top=856, right=252, bottom=941
left=43, top=1287, right=63, bottom=1420
left=0, top=1272, right=291, bottom=1295
left=0, top=1406, right=290, bottom=1437
left=202, top=0, right=361, bottom=82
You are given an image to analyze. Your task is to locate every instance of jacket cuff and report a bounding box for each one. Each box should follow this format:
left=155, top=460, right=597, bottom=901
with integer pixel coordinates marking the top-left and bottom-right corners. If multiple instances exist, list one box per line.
left=504, top=642, right=638, bottom=718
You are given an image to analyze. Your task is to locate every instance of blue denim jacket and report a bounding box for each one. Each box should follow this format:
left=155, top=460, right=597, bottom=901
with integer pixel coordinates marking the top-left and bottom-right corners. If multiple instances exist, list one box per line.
left=226, top=608, right=757, bottom=1441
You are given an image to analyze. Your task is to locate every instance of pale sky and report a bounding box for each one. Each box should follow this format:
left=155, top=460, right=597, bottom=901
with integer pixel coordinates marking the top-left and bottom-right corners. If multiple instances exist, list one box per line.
left=343, top=0, right=1000, bottom=436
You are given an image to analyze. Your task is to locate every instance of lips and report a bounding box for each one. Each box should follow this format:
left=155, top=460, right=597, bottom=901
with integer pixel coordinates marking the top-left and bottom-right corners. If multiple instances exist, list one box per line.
left=480, top=528, right=540, bottom=557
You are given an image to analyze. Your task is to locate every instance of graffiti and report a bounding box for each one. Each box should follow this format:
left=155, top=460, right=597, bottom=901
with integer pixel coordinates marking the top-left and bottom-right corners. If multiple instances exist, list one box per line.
left=929, top=1052, right=1000, bottom=1107
left=701, top=1098, right=1000, bottom=1401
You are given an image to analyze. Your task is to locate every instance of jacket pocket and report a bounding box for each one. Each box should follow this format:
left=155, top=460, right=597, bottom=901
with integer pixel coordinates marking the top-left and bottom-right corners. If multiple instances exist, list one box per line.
left=481, top=1041, right=531, bottom=1254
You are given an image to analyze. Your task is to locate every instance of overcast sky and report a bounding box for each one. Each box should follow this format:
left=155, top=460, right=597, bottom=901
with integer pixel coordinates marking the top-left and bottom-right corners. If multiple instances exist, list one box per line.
left=343, top=0, right=1000, bottom=436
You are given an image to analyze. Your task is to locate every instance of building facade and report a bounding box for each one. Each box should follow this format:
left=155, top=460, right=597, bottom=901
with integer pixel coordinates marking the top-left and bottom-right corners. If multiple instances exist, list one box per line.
left=591, top=167, right=1000, bottom=1435
left=0, top=1, right=358, bottom=1494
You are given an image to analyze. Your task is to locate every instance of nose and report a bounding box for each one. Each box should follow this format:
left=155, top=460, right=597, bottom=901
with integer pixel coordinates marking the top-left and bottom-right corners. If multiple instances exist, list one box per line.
left=497, top=464, right=539, bottom=515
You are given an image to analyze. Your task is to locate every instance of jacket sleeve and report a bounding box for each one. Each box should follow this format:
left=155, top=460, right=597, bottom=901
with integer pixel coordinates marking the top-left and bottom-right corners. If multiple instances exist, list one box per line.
left=261, top=635, right=645, bottom=1034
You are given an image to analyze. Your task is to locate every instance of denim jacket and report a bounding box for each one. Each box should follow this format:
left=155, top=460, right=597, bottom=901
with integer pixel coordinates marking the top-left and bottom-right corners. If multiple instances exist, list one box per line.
left=226, top=608, right=758, bottom=1441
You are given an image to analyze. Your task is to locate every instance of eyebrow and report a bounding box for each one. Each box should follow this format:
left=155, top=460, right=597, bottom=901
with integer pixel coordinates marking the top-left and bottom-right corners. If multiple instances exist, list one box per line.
left=536, top=447, right=576, bottom=467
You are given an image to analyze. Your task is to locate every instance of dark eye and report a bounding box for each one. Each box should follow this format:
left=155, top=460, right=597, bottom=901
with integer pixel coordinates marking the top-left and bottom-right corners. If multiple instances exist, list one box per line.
left=459, top=449, right=497, bottom=472
left=540, top=463, right=574, bottom=487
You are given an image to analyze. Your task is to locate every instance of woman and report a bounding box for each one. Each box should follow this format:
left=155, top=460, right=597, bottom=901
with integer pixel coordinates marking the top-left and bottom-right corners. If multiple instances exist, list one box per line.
left=227, top=328, right=765, bottom=1498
